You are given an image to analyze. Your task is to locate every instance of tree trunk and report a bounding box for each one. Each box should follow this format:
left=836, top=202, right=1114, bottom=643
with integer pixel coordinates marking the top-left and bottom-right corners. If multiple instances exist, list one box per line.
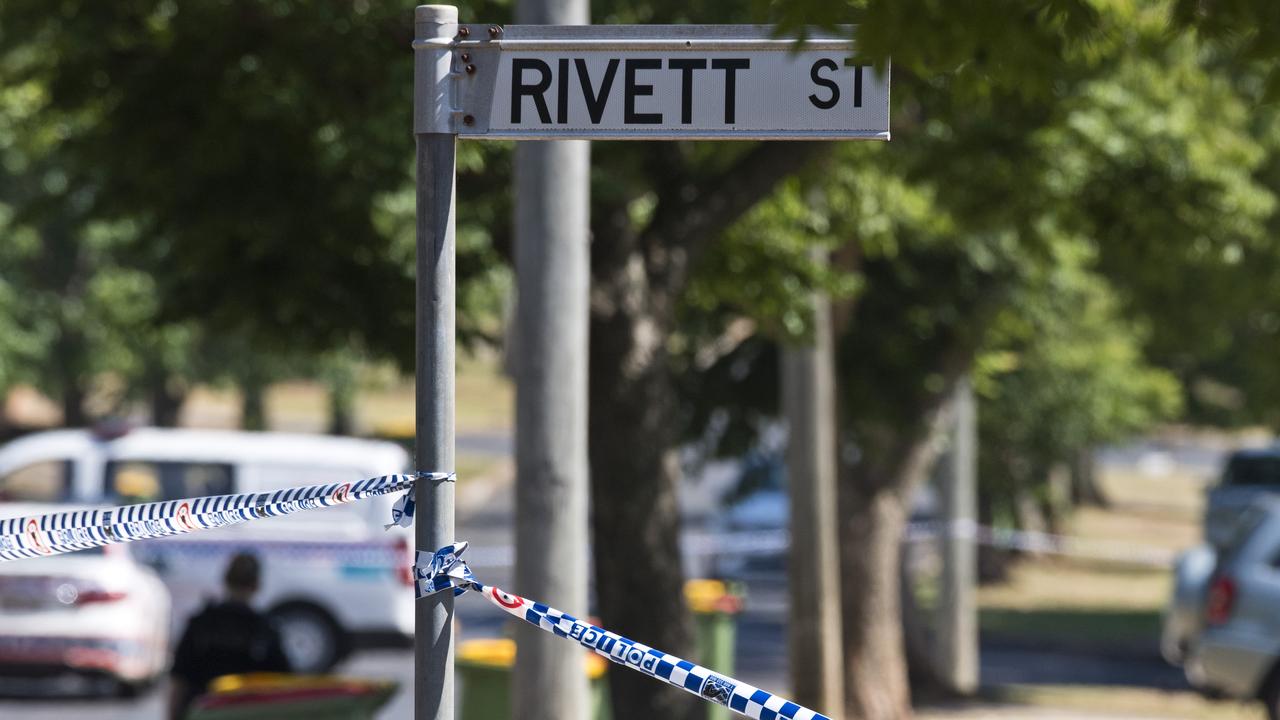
left=328, top=383, right=354, bottom=436
left=148, top=368, right=186, bottom=427
left=1012, top=469, right=1045, bottom=535
left=840, top=482, right=912, bottom=720
left=1069, top=447, right=1108, bottom=507
left=899, top=535, right=947, bottom=701
left=589, top=256, right=696, bottom=720
left=0, top=397, right=11, bottom=441
left=241, top=377, right=267, bottom=431
left=62, top=384, right=88, bottom=427
left=583, top=141, right=829, bottom=720
left=1043, top=462, right=1071, bottom=534
left=53, top=328, right=90, bottom=427
left=150, top=384, right=185, bottom=427
left=839, top=402, right=954, bottom=719
left=975, top=488, right=1011, bottom=583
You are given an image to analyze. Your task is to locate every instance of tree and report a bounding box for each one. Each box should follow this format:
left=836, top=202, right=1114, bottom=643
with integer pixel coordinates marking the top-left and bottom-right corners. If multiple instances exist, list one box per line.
left=0, top=234, right=44, bottom=432
left=1051, top=39, right=1280, bottom=429
left=974, top=245, right=1183, bottom=529
left=0, top=0, right=511, bottom=368
left=586, top=139, right=827, bottom=720
left=676, top=7, right=1277, bottom=717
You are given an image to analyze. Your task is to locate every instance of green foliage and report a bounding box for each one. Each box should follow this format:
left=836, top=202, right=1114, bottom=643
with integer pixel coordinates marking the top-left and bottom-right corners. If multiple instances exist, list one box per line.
left=0, top=0, right=514, bottom=370
left=1, top=0, right=1277, bottom=449
left=0, top=223, right=44, bottom=395
left=975, top=243, right=1183, bottom=508
left=765, top=0, right=1134, bottom=99
left=0, top=0, right=522, bottom=422
left=1171, top=0, right=1280, bottom=94
left=1042, top=34, right=1279, bottom=425
left=679, top=3, right=1277, bottom=481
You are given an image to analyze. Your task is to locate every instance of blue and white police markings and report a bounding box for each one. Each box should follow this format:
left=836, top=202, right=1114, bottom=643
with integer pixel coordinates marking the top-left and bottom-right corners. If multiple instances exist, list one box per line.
left=0, top=473, right=429, bottom=562
left=418, top=542, right=834, bottom=720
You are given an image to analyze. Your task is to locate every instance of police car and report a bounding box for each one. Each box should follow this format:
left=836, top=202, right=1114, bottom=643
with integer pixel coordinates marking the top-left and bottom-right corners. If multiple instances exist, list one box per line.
left=0, top=427, right=415, bottom=673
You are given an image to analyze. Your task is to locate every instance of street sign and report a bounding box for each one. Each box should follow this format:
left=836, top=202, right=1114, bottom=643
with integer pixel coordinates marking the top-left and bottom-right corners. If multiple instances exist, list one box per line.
left=420, top=25, right=890, bottom=140
left=411, top=10, right=894, bottom=720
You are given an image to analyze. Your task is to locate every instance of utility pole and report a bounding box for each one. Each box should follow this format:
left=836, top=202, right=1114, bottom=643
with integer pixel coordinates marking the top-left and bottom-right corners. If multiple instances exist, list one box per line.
left=511, top=0, right=592, bottom=717
left=936, top=375, right=978, bottom=693
left=782, top=265, right=845, bottom=718
left=414, top=6, right=457, bottom=720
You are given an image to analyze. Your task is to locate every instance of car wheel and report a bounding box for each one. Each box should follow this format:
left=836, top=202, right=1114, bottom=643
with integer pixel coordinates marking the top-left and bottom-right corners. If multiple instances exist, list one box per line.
left=270, top=604, right=345, bottom=673
left=114, top=678, right=147, bottom=699
left=1264, top=665, right=1280, bottom=720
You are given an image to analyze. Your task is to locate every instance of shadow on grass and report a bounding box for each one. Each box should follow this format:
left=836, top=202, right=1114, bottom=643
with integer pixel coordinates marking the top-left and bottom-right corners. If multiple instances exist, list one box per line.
left=978, top=607, right=1190, bottom=690
left=981, top=606, right=1162, bottom=656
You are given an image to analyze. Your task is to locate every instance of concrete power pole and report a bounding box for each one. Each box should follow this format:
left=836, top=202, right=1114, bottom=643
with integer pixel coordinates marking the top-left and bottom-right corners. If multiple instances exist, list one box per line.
left=512, top=0, right=592, bottom=717
left=936, top=376, right=978, bottom=693
left=781, top=275, right=845, bottom=718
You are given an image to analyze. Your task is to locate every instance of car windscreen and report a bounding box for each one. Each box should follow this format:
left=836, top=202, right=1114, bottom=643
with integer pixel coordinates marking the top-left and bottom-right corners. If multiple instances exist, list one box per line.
left=104, top=460, right=234, bottom=504
left=1218, top=503, right=1272, bottom=559
left=1221, top=454, right=1280, bottom=488
left=0, top=460, right=74, bottom=503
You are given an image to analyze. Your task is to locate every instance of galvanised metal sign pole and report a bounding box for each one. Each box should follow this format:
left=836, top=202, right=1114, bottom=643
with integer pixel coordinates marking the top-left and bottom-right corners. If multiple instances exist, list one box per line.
left=411, top=6, right=890, bottom=718
left=413, top=7, right=458, bottom=720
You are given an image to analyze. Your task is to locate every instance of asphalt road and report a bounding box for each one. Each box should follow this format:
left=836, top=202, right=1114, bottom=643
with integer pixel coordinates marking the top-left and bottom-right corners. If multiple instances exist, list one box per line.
left=0, top=587, right=791, bottom=720
left=0, top=650, right=415, bottom=720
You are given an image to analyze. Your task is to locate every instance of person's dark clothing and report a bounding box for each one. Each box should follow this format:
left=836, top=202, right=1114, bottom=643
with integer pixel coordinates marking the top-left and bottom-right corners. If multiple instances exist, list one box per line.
left=171, top=600, right=291, bottom=717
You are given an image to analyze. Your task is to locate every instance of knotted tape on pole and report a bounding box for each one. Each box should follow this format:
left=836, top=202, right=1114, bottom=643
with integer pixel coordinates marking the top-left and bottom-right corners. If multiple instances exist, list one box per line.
left=0, top=472, right=451, bottom=562
left=417, top=541, right=833, bottom=720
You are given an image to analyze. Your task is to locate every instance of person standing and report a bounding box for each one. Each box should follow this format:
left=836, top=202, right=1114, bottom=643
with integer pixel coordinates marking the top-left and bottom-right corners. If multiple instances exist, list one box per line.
left=168, top=552, right=292, bottom=720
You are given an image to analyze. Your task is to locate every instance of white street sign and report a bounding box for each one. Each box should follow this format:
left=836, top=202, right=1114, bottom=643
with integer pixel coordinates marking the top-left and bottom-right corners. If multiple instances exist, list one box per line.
left=425, top=25, right=890, bottom=141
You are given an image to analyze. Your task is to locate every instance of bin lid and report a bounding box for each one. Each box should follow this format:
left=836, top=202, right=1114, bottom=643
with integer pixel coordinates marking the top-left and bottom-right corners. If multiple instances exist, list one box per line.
left=191, top=673, right=397, bottom=719
left=685, top=579, right=744, bottom=614
left=459, top=638, right=608, bottom=679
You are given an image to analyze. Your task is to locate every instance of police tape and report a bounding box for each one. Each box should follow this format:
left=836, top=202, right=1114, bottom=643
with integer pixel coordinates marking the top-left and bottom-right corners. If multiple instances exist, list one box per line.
left=460, top=522, right=1176, bottom=572
left=416, top=542, right=831, bottom=720
left=0, top=473, right=450, bottom=562
left=694, top=521, right=1174, bottom=568
left=905, top=519, right=1176, bottom=567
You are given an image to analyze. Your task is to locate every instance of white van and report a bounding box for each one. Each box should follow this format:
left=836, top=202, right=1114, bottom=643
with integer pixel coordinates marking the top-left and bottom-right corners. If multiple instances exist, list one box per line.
left=0, top=427, right=416, bottom=672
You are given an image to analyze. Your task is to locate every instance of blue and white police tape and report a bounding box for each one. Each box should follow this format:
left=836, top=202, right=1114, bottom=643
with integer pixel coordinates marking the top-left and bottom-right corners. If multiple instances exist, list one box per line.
left=460, top=522, right=1176, bottom=573
left=416, top=542, right=833, bottom=720
left=0, top=472, right=451, bottom=562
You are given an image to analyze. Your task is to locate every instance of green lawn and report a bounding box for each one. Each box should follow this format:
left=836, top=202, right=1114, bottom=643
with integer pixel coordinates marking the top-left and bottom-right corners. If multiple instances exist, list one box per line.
left=954, top=455, right=1270, bottom=719
left=979, top=606, right=1162, bottom=653
left=993, top=685, right=1264, bottom=720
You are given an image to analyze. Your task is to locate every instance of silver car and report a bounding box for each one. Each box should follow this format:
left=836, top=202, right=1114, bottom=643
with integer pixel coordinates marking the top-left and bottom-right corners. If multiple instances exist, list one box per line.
left=1205, top=447, right=1280, bottom=547
left=1180, top=499, right=1280, bottom=719
left=1165, top=446, right=1280, bottom=665
left=1161, top=542, right=1216, bottom=665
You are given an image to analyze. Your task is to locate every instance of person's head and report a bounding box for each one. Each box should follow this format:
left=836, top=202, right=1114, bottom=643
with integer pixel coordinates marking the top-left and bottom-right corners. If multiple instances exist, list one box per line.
left=223, top=552, right=260, bottom=601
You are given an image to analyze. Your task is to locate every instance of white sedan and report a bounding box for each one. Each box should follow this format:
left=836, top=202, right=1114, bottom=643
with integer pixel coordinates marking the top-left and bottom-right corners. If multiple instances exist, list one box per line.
left=0, top=504, right=171, bottom=696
